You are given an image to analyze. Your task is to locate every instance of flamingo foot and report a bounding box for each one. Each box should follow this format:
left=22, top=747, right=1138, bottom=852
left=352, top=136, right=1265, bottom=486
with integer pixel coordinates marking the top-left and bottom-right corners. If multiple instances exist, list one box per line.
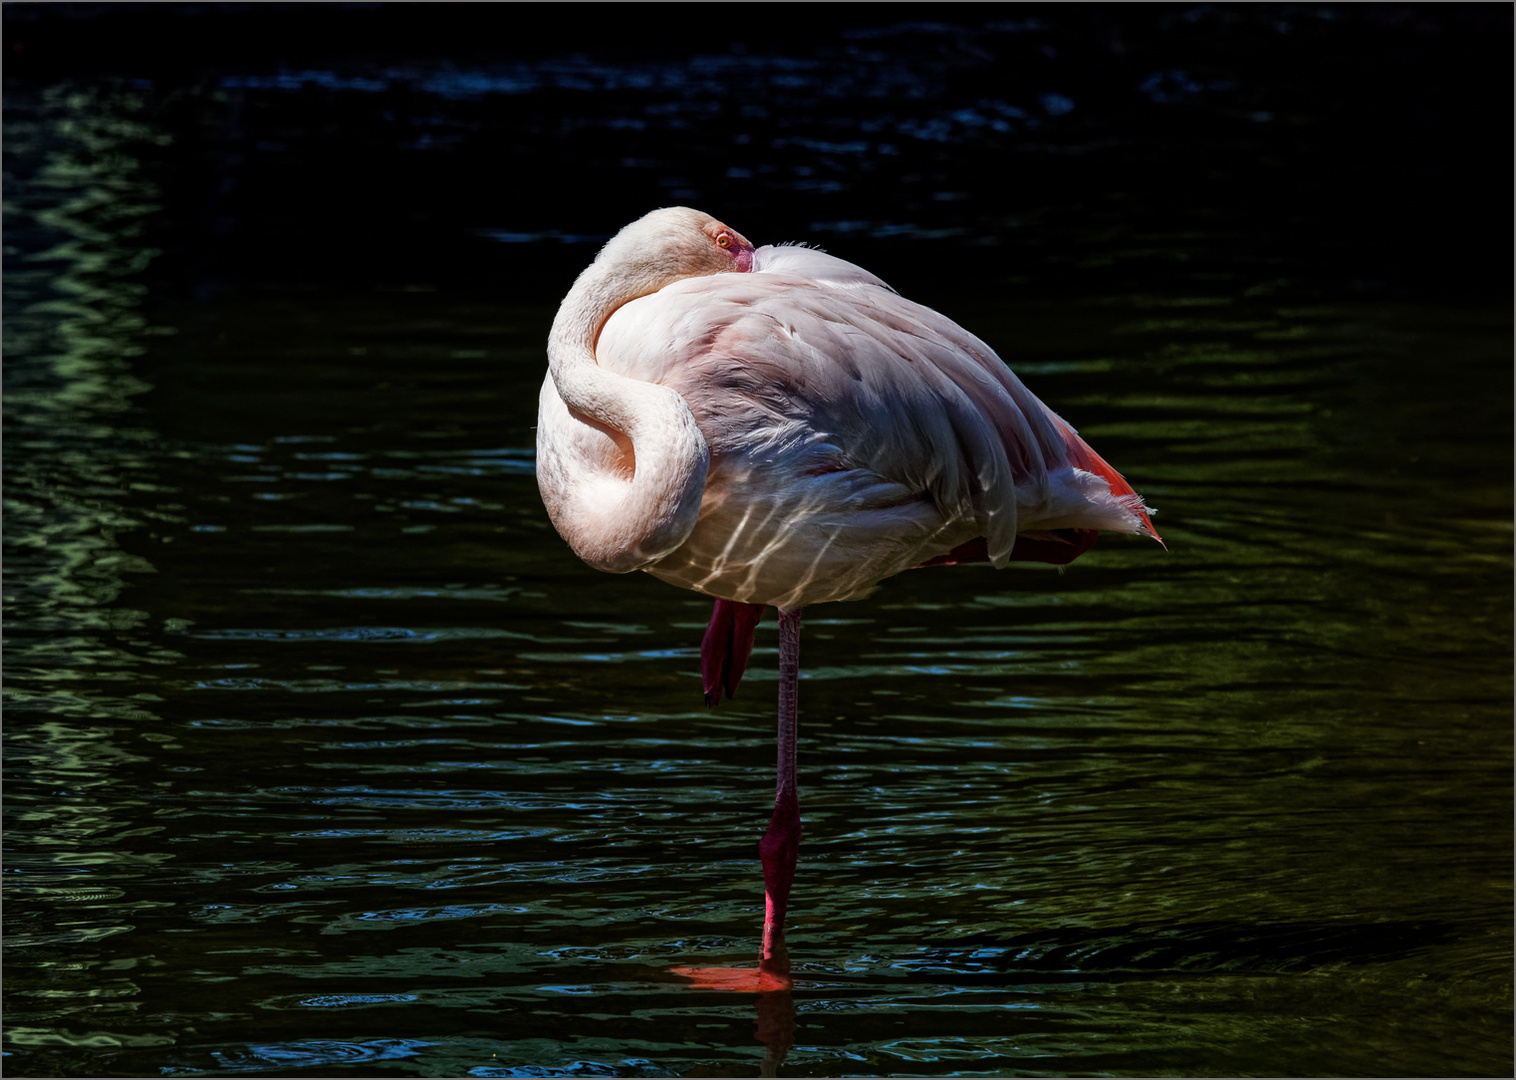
left=668, top=965, right=792, bottom=992
left=671, top=798, right=800, bottom=993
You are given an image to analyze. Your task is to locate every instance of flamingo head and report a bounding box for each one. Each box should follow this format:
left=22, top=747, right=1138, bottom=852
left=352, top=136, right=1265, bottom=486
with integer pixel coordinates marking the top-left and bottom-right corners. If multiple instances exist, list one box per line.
left=594, top=207, right=755, bottom=299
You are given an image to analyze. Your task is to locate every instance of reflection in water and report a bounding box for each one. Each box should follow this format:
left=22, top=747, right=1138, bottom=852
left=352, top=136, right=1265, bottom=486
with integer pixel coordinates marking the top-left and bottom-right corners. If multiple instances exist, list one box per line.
left=4, top=81, right=171, bottom=649
left=754, top=989, right=796, bottom=1077
left=2, top=81, right=182, bottom=1063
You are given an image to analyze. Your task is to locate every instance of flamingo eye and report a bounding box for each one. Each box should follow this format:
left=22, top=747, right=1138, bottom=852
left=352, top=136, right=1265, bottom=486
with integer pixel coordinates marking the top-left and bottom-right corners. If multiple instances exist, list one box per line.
left=715, top=232, right=733, bottom=249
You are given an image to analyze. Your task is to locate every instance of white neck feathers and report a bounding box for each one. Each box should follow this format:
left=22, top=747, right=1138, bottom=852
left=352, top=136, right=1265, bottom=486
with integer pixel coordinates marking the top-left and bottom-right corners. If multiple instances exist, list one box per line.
left=540, top=253, right=710, bottom=573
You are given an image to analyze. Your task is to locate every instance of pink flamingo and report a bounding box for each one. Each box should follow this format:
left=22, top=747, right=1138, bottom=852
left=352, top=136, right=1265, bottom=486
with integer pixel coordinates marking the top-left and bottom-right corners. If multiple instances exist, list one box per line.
left=537, top=207, right=1160, bottom=992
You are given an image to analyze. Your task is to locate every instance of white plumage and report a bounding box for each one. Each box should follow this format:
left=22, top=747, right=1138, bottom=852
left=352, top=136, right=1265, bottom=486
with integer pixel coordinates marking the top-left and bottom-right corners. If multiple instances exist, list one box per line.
left=537, top=209, right=1156, bottom=609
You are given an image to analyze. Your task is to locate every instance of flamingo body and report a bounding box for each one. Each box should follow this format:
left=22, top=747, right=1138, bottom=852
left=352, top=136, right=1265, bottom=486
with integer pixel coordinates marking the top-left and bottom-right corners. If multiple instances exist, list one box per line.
left=535, top=208, right=1158, bottom=990
left=538, top=235, right=1157, bottom=609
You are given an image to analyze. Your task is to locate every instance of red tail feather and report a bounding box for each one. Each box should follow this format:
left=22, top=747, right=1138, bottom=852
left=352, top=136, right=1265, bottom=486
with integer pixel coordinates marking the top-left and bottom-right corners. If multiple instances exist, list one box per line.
left=1057, top=419, right=1162, bottom=544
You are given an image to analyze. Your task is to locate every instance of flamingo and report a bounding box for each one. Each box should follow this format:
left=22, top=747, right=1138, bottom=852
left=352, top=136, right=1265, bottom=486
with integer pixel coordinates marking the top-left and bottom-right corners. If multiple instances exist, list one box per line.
left=536, top=207, right=1160, bottom=992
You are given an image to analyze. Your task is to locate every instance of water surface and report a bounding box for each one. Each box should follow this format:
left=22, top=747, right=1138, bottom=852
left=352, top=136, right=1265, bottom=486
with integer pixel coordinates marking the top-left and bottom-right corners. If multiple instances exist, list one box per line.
left=4, top=10, right=1511, bottom=1078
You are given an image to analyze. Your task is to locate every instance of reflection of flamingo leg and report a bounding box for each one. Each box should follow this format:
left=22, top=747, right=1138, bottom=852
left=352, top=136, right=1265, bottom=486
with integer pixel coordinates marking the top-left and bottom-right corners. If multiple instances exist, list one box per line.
left=758, top=608, right=802, bottom=979
left=756, top=987, right=797, bottom=1077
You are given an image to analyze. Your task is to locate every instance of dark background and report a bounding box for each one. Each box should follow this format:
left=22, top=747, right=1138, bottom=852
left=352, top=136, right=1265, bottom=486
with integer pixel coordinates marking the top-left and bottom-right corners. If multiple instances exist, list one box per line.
left=5, top=2, right=1511, bottom=307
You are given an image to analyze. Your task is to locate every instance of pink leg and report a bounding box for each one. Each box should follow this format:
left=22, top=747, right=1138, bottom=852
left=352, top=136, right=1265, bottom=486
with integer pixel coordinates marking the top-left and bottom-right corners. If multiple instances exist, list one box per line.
left=669, top=605, right=803, bottom=993
left=701, top=599, right=766, bottom=706
left=759, top=607, right=802, bottom=978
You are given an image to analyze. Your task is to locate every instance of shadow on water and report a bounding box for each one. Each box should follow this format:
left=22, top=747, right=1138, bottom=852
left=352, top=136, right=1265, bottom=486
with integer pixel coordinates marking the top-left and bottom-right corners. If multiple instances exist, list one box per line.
left=3, top=7, right=1512, bottom=1079
left=926, top=919, right=1459, bottom=979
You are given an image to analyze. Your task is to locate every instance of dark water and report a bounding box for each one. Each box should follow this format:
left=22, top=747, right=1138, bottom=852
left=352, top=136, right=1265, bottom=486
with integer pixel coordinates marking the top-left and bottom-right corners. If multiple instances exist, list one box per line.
left=4, top=8, right=1511, bottom=1078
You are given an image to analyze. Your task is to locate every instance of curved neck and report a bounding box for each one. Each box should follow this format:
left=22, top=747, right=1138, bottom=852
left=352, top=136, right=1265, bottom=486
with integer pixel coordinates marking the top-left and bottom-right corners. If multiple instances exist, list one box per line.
left=542, top=260, right=710, bottom=573
left=547, top=261, right=656, bottom=435
left=548, top=260, right=629, bottom=379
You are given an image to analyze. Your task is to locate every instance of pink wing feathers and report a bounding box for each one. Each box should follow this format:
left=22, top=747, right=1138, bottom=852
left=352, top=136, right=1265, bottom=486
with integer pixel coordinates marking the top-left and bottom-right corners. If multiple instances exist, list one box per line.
left=598, top=244, right=1157, bottom=577
left=602, top=245, right=1159, bottom=700
left=1047, top=416, right=1163, bottom=545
